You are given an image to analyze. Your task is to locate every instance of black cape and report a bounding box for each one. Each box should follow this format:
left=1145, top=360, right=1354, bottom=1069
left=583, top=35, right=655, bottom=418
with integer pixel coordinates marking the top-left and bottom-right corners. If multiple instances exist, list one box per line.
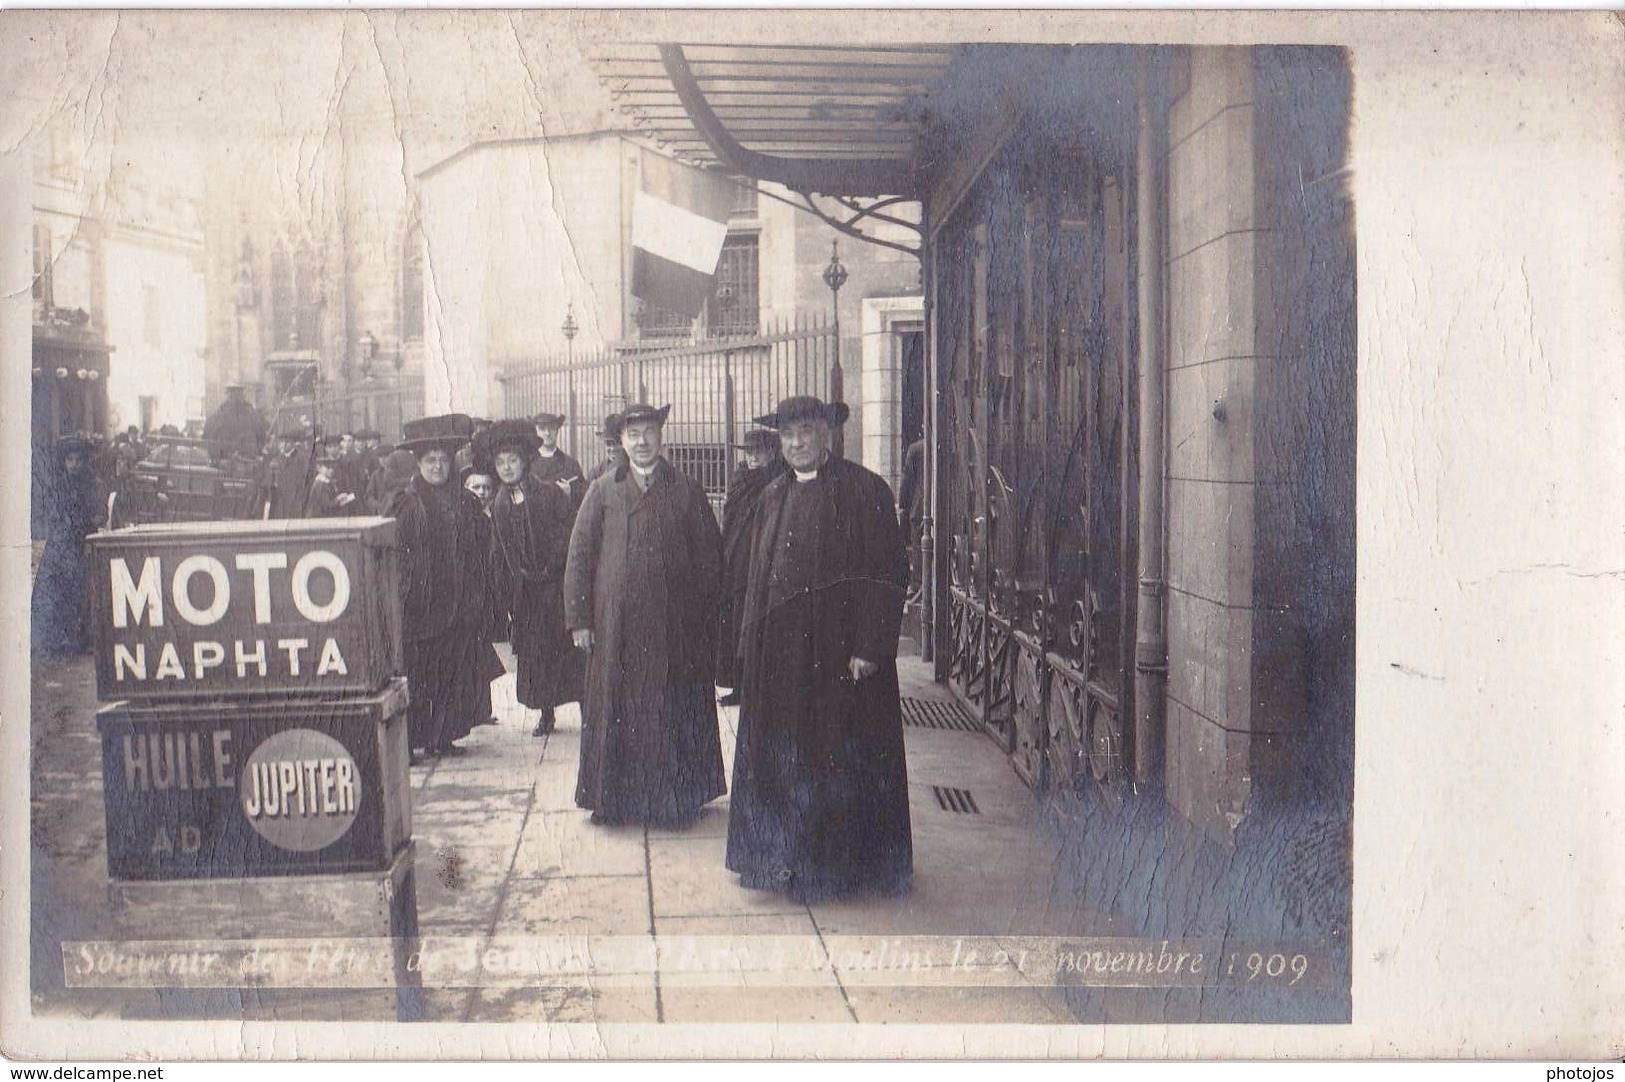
left=715, top=457, right=787, bottom=686
left=31, top=465, right=101, bottom=656
left=530, top=448, right=586, bottom=509
left=390, top=474, right=494, bottom=752
left=564, top=460, right=726, bottom=826
left=491, top=472, right=579, bottom=711
left=725, top=456, right=913, bottom=901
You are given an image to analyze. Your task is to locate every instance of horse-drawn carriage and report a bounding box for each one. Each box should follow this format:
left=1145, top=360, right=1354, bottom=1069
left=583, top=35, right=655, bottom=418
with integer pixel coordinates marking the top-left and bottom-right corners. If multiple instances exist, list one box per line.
left=116, top=437, right=269, bottom=526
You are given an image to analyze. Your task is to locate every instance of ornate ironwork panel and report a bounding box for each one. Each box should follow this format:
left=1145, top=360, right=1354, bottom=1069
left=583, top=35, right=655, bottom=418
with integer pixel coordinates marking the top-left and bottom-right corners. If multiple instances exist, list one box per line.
left=947, top=587, right=986, bottom=708
left=984, top=612, right=1015, bottom=750
left=1011, top=632, right=1048, bottom=787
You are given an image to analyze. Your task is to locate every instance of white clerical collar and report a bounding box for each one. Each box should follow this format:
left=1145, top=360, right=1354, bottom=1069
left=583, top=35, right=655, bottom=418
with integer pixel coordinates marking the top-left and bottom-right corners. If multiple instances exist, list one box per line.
left=794, top=453, right=830, bottom=483
left=537, top=446, right=557, bottom=458
left=630, top=461, right=658, bottom=478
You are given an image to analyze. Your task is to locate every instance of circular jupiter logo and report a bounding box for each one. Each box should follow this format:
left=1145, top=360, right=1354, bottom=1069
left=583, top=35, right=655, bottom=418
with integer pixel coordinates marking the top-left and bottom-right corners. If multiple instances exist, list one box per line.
left=241, top=728, right=361, bottom=852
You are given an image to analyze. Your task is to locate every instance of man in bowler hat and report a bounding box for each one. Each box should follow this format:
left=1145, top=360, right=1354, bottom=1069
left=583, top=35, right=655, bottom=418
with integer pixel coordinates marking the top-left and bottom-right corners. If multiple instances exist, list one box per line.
left=564, top=403, right=726, bottom=827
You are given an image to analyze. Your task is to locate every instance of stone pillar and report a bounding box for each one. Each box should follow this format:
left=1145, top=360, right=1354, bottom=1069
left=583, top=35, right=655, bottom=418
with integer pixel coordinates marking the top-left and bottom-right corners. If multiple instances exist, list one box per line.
left=1162, top=47, right=1306, bottom=840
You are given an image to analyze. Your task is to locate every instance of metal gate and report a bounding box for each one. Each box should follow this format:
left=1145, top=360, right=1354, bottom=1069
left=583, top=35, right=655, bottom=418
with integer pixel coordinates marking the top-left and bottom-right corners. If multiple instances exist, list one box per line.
left=935, top=136, right=1138, bottom=798
left=500, top=317, right=839, bottom=499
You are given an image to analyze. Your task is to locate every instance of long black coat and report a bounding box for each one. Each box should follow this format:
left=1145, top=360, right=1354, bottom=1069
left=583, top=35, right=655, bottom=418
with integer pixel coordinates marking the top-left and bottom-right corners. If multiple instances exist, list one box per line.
left=530, top=448, right=586, bottom=509
left=564, top=459, right=726, bottom=825
left=715, top=458, right=786, bottom=686
left=31, top=466, right=101, bottom=656
left=391, top=474, right=494, bottom=751
left=203, top=399, right=267, bottom=459
left=266, top=445, right=313, bottom=519
left=491, top=473, right=578, bottom=711
left=725, top=456, right=913, bottom=901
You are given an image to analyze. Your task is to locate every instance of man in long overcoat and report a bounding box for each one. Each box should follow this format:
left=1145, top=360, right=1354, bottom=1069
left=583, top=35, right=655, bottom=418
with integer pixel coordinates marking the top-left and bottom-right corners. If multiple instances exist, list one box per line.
left=202, top=383, right=267, bottom=461
left=726, top=396, right=914, bottom=903
left=388, top=413, right=493, bottom=758
left=265, top=421, right=315, bottom=519
left=564, top=403, right=726, bottom=828
left=487, top=419, right=579, bottom=736
left=715, top=428, right=787, bottom=701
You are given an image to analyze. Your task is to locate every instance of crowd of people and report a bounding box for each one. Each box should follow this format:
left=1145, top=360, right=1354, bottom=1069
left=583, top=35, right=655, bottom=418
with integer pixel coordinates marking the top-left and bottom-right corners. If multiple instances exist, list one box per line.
left=33, top=390, right=916, bottom=904
left=386, top=396, right=914, bottom=904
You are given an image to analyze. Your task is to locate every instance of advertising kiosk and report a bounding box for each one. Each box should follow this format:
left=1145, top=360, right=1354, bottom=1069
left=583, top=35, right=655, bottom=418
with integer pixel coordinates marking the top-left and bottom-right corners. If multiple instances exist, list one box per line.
left=86, top=517, right=421, bottom=1020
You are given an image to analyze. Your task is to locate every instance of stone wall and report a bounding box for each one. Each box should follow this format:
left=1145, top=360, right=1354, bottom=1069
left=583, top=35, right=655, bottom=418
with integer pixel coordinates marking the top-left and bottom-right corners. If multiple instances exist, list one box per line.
left=1163, top=46, right=1355, bottom=839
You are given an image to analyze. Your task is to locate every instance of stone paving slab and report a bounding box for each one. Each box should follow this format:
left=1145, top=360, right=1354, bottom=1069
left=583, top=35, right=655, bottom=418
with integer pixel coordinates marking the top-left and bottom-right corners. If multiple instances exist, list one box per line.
left=656, top=912, right=821, bottom=937
left=646, top=801, right=731, bottom=840
left=416, top=842, right=513, bottom=931
left=647, top=836, right=805, bottom=920
left=515, top=809, right=648, bottom=879
left=470, top=982, right=660, bottom=1024
left=496, top=875, right=652, bottom=936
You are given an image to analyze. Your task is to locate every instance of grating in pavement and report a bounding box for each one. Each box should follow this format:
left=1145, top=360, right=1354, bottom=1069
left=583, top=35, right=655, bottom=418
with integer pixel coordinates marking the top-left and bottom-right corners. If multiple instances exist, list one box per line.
left=931, top=785, right=982, bottom=815
left=901, top=697, right=981, bottom=733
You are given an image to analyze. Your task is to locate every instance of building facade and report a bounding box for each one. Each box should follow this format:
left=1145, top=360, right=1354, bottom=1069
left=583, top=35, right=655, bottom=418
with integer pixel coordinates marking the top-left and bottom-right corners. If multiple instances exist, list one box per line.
left=415, top=131, right=923, bottom=487
left=30, top=121, right=208, bottom=532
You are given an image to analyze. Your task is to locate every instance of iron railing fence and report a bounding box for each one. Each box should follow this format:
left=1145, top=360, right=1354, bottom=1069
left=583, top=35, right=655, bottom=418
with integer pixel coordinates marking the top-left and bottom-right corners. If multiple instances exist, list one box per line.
left=500, top=315, right=839, bottom=498
left=311, top=377, right=426, bottom=443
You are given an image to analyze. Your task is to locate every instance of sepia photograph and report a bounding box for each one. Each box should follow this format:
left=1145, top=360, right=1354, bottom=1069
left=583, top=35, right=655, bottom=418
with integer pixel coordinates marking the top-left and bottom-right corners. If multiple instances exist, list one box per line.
left=1, top=7, right=1621, bottom=1062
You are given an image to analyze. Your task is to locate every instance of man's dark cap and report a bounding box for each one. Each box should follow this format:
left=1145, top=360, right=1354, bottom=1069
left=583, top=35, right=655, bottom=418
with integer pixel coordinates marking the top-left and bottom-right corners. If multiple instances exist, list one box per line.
left=732, top=428, right=781, bottom=453
left=753, top=395, right=849, bottom=429
left=619, top=403, right=671, bottom=427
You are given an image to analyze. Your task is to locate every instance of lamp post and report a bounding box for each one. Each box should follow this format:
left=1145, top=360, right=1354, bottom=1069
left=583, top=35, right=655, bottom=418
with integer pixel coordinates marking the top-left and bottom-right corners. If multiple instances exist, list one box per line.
left=822, top=240, right=849, bottom=457
left=562, top=303, right=578, bottom=362
left=562, top=304, right=579, bottom=452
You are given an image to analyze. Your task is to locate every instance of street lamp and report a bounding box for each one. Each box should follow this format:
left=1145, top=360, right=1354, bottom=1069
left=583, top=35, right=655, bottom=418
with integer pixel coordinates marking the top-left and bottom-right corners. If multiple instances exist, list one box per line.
left=562, top=303, right=578, bottom=363
left=822, top=240, right=849, bottom=456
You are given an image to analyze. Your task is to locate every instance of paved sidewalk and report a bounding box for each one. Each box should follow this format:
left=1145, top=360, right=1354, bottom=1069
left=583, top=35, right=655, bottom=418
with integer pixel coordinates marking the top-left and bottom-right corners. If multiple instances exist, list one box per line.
left=30, top=647, right=1080, bottom=1025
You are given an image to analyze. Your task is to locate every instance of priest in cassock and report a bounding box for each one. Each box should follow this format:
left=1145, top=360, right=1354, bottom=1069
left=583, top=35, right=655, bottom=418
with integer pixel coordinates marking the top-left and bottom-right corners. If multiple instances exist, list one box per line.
left=564, top=403, right=727, bottom=828
left=388, top=414, right=494, bottom=759
left=715, top=427, right=787, bottom=704
left=487, top=419, right=579, bottom=736
left=726, top=395, right=914, bottom=903
left=530, top=410, right=585, bottom=508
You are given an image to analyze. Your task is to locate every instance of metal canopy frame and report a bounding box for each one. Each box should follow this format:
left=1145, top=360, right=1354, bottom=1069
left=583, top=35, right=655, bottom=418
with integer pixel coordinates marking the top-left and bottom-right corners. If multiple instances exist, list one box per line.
left=590, top=42, right=959, bottom=199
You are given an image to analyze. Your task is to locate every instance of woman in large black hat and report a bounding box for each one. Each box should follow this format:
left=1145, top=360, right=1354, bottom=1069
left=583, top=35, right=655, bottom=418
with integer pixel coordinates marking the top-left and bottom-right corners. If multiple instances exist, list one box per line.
left=389, top=413, right=495, bottom=757
left=487, top=418, right=580, bottom=735
left=31, top=435, right=102, bottom=657
left=564, top=403, right=727, bottom=827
